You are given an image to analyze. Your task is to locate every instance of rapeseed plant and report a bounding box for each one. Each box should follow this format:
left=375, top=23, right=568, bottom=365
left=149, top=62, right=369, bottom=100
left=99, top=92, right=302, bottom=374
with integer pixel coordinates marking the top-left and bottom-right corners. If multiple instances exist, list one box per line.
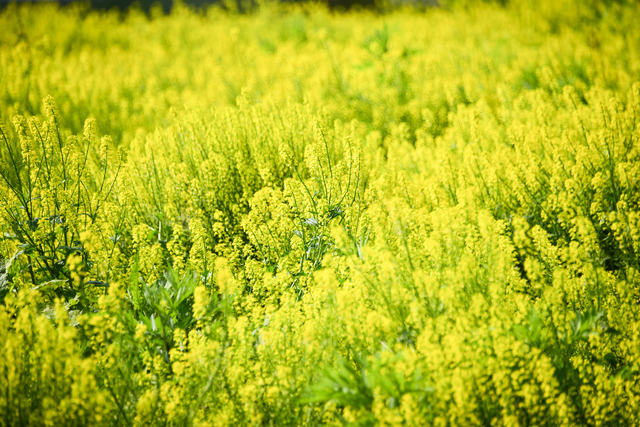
left=1, top=0, right=640, bottom=425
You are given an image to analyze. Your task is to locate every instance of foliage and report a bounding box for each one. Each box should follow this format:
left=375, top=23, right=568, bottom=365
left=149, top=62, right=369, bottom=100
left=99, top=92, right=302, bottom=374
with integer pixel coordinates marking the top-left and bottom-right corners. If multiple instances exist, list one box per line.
left=0, top=292, right=109, bottom=427
left=1, top=0, right=640, bottom=425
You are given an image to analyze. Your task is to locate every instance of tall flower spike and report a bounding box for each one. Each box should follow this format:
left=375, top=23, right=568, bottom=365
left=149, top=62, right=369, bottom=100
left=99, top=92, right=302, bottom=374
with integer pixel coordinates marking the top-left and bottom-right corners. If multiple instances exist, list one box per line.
left=43, top=95, right=59, bottom=123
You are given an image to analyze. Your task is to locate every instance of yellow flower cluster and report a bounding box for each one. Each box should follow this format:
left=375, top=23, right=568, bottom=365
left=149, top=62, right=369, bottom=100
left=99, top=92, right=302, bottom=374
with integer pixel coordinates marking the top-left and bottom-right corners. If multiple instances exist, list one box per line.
left=1, top=0, right=640, bottom=425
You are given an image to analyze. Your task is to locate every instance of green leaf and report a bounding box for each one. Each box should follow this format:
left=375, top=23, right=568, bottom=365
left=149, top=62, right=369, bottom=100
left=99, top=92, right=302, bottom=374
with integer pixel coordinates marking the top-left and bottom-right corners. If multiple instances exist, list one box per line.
left=129, top=257, right=141, bottom=312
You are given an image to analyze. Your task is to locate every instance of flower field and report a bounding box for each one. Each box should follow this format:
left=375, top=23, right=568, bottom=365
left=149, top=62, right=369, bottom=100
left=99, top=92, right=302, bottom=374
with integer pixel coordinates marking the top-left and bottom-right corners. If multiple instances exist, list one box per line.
left=1, top=0, right=640, bottom=425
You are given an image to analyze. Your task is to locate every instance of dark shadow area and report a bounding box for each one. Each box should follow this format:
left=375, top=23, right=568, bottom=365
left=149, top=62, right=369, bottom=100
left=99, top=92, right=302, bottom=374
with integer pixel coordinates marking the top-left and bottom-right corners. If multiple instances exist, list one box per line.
left=0, top=0, right=388, bottom=13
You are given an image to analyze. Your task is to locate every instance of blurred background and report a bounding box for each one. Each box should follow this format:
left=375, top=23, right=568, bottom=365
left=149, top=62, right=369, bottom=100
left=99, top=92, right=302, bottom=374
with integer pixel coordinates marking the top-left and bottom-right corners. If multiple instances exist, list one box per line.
left=0, top=0, right=450, bottom=14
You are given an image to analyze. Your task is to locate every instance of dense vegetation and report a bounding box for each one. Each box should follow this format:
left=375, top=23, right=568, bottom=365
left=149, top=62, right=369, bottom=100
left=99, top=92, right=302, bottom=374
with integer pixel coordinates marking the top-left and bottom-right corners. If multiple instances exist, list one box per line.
left=1, top=0, right=640, bottom=425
